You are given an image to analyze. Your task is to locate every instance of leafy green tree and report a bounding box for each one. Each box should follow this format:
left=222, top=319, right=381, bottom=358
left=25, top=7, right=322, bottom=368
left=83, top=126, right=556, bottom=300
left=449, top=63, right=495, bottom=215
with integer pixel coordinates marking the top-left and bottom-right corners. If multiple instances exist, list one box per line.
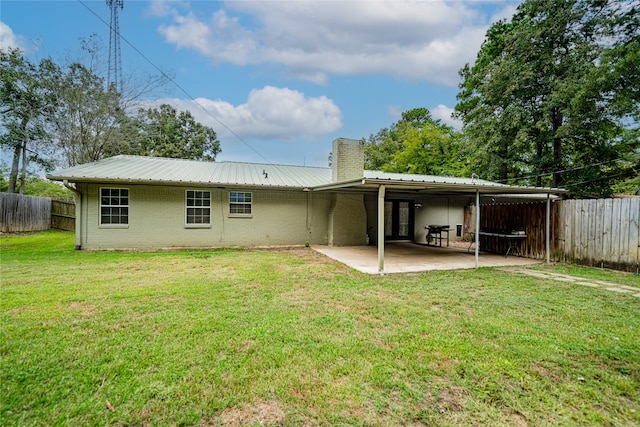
left=390, top=123, right=468, bottom=176
left=2, top=35, right=175, bottom=176
left=41, top=61, right=130, bottom=167
left=455, top=0, right=639, bottom=196
left=364, top=108, right=469, bottom=176
left=24, top=178, right=73, bottom=198
left=0, top=162, right=72, bottom=197
left=0, top=49, right=54, bottom=193
left=364, top=126, right=403, bottom=171
left=129, top=104, right=221, bottom=160
left=610, top=128, right=640, bottom=195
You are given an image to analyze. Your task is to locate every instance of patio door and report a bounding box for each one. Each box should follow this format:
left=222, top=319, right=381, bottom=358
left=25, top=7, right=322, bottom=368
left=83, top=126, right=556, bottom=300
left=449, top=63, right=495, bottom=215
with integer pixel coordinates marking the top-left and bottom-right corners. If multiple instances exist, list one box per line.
left=384, top=200, right=414, bottom=240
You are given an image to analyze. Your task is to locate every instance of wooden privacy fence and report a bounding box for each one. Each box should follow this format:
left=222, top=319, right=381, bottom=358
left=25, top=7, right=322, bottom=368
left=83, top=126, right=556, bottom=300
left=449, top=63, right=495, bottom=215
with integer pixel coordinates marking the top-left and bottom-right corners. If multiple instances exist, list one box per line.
left=557, top=198, right=640, bottom=272
left=465, top=202, right=557, bottom=260
left=51, top=198, right=76, bottom=231
left=0, top=193, right=75, bottom=233
left=464, top=198, right=639, bottom=272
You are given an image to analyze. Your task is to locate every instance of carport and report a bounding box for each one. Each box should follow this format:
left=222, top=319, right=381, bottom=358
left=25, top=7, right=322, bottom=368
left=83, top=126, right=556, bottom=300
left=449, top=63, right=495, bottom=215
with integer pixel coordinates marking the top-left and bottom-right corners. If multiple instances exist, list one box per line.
left=313, top=171, right=566, bottom=275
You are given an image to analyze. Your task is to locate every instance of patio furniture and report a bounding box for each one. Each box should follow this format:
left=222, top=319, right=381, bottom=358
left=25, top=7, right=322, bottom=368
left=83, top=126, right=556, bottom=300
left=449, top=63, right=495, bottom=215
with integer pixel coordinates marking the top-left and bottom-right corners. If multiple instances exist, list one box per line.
left=466, top=231, right=527, bottom=257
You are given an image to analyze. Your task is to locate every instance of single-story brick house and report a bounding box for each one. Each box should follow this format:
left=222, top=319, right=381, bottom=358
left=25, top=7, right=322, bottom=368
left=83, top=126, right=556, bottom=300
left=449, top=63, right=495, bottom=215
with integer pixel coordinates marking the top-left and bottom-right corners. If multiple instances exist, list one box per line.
left=48, top=138, right=564, bottom=271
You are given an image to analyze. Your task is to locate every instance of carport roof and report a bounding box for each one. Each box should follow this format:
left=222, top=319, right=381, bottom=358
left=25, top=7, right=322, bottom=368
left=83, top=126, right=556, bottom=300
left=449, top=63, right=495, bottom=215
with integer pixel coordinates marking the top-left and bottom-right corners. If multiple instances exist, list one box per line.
left=317, top=170, right=566, bottom=195
left=48, top=155, right=566, bottom=195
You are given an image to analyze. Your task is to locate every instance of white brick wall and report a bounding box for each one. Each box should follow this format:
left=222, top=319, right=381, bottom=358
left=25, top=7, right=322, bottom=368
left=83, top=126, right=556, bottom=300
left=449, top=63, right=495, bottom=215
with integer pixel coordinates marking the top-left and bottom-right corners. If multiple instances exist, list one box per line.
left=328, top=193, right=367, bottom=246
left=78, top=183, right=332, bottom=249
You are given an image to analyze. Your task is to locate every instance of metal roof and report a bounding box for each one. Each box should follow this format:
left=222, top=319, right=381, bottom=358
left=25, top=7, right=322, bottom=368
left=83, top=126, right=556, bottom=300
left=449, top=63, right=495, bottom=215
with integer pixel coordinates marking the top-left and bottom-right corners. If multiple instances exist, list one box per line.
left=47, top=155, right=565, bottom=195
left=47, top=155, right=333, bottom=188
left=313, top=170, right=565, bottom=195
left=365, top=170, right=500, bottom=186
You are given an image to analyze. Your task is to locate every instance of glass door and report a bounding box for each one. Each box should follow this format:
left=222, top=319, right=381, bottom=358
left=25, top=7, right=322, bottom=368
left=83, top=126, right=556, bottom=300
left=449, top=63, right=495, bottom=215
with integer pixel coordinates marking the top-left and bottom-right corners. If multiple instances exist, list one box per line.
left=384, top=200, right=414, bottom=240
left=398, top=201, right=410, bottom=239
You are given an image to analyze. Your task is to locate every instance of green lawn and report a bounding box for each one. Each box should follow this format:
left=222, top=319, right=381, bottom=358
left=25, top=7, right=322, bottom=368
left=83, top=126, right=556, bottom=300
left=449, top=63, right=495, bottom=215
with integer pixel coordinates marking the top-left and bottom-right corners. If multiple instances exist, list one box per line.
left=1, top=230, right=639, bottom=426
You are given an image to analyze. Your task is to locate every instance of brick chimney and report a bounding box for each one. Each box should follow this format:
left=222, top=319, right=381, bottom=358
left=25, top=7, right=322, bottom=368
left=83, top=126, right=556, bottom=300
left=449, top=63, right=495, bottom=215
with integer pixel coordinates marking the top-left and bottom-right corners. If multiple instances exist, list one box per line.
left=332, top=138, right=364, bottom=182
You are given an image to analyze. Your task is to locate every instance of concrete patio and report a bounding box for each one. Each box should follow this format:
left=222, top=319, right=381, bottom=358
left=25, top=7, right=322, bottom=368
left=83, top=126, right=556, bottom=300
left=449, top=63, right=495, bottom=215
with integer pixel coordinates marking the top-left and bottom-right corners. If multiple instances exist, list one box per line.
left=313, top=242, right=542, bottom=274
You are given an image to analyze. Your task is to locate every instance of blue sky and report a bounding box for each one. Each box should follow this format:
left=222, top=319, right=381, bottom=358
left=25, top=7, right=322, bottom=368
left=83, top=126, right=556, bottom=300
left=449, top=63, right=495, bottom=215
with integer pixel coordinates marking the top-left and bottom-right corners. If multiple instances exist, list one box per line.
left=1, top=0, right=520, bottom=167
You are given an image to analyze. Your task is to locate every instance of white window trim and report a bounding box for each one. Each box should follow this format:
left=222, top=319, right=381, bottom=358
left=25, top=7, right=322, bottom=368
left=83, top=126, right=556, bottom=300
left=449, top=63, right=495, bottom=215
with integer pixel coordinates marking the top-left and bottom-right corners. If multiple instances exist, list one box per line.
left=185, top=189, right=212, bottom=228
left=228, top=191, right=253, bottom=218
left=99, top=187, right=129, bottom=228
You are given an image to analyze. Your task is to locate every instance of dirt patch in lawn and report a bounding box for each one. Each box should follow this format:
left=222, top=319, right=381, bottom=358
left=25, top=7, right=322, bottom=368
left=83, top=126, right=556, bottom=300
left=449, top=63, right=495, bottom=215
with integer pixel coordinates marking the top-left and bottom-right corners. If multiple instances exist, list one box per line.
left=209, top=400, right=285, bottom=426
left=422, top=385, right=470, bottom=413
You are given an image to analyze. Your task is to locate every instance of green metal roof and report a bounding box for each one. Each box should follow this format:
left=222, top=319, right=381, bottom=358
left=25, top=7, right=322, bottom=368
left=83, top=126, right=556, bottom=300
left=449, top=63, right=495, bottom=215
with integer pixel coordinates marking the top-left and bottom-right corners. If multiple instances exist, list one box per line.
left=47, top=155, right=332, bottom=188
left=48, top=155, right=565, bottom=195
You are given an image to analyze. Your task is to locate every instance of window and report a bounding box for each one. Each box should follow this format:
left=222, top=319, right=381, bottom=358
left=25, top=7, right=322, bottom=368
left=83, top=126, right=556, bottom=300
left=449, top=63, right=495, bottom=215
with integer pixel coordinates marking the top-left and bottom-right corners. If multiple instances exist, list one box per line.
left=186, top=190, right=211, bottom=225
left=100, top=188, right=129, bottom=226
left=229, top=191, right=252, bottom=215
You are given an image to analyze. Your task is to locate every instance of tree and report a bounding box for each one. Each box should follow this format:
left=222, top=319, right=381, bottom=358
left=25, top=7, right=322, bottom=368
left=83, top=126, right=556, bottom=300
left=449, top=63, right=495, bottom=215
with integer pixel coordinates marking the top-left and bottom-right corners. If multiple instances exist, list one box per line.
left=1, top=35, right=176, bottom=176
left=364, top=108, right=469, bottom=176
left=41, top=61, right=131, bottom=167
left=0, top=49, right=53, bottom=193
left=129, top=104, right=221, bottom=160
left=455, top=0, right=639, bottom=196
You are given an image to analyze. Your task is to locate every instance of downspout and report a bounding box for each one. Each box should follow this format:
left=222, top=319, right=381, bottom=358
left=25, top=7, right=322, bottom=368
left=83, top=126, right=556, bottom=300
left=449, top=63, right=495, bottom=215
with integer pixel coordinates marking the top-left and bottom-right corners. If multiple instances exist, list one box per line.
left=546, top=193, right=551, bottom=264
left=63, top=180, right=82, bottom=250
left=305, top=188, right=312, bottom=244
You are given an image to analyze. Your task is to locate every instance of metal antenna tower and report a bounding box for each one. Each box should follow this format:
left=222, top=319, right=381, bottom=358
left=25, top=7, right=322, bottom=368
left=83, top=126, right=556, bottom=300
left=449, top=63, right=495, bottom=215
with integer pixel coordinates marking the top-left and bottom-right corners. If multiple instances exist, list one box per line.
left=107, top=0, right=124, bottom=92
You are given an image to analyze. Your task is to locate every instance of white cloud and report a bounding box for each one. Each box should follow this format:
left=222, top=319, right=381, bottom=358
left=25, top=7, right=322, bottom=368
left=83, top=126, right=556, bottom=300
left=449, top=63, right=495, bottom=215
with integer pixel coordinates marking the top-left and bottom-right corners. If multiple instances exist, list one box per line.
left=0, top=22, right=28, bottom=52
left=431, top=104, right=463, bottom=130
left=146, top=86, right=342, bottom=140
left=491, top=3, right=521, bottom=23
left=146, top=0, right=189, bottom=18
left=151, top=1, right=502, bottom=86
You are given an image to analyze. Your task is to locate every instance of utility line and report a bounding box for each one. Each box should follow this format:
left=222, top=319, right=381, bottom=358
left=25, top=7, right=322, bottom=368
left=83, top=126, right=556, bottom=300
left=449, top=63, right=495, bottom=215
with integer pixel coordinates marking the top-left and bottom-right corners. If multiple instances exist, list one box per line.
left=77, top=0, right=274, bottom=166
left=498, top=157, right=628, bottom=184
left=563, top=169, right=638, bottom=188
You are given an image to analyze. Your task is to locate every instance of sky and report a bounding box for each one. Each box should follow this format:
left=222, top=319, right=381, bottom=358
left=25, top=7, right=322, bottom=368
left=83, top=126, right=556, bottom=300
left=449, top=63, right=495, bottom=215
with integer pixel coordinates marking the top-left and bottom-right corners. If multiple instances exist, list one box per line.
left=1, top=0, right=521, bottom=168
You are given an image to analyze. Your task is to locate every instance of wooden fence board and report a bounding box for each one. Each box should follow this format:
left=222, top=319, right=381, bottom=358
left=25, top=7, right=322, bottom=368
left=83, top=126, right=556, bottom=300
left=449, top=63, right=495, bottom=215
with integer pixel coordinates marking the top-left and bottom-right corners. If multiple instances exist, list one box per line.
left=587, top=200, right=597, bottom=264
left=562, top=200, right=573, bottom=261
left=620, top=199, right=631, bottom=266
left=602, top=198, right=613, bottom=266
left=611, top=197, right=622, bottom=264
left=584, top=200, right=593, bottom=262
left=630, top=198, right=640, bottom=266
left=574, top=200, right=583, bottom=261
left=594, top=199, right=605, bottom=265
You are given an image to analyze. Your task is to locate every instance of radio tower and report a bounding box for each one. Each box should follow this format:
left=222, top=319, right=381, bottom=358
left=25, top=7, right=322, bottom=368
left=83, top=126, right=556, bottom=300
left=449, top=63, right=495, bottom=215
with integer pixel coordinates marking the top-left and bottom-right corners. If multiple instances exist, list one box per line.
left=107, top=0, right=124, bottom=92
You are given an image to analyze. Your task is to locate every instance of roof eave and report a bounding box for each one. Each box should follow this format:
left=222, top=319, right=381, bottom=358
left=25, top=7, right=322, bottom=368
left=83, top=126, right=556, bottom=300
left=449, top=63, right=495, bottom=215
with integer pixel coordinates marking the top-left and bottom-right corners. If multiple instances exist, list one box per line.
left=360, top=178, right=567, bottom=195
left=46, top=175, right=310, bottom=190
left=311, top=177, right=366, bottom=191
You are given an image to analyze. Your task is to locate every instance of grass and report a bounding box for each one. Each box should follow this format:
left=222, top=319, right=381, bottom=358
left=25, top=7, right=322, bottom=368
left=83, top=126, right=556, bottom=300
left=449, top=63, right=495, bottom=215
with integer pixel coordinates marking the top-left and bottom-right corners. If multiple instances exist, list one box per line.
left=1, top=230, right=639, bottom=426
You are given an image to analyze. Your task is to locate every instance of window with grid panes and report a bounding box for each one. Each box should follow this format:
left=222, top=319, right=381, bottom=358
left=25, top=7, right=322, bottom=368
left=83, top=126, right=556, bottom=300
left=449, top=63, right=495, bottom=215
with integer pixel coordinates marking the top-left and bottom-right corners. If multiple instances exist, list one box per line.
left=100, top=188, right=129, bottom=225
left=229, top=191, right=252, bottom=215
left=186, top=190, right=211, bottom=225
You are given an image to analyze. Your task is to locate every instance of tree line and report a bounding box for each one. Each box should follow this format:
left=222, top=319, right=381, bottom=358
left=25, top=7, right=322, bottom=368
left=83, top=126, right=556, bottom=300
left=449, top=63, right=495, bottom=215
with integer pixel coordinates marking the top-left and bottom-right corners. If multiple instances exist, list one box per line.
left=1, top=43, right=220, bottom=194
left=366, top=0, right=638, bottom=197
left=2, top=0, right=638, bottom=198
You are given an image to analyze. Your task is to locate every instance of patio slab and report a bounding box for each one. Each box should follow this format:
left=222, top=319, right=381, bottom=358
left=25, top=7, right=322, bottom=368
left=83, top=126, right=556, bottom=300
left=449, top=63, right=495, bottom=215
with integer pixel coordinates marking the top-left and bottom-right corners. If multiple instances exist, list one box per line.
left=312, top=242, right=542, bottom=274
